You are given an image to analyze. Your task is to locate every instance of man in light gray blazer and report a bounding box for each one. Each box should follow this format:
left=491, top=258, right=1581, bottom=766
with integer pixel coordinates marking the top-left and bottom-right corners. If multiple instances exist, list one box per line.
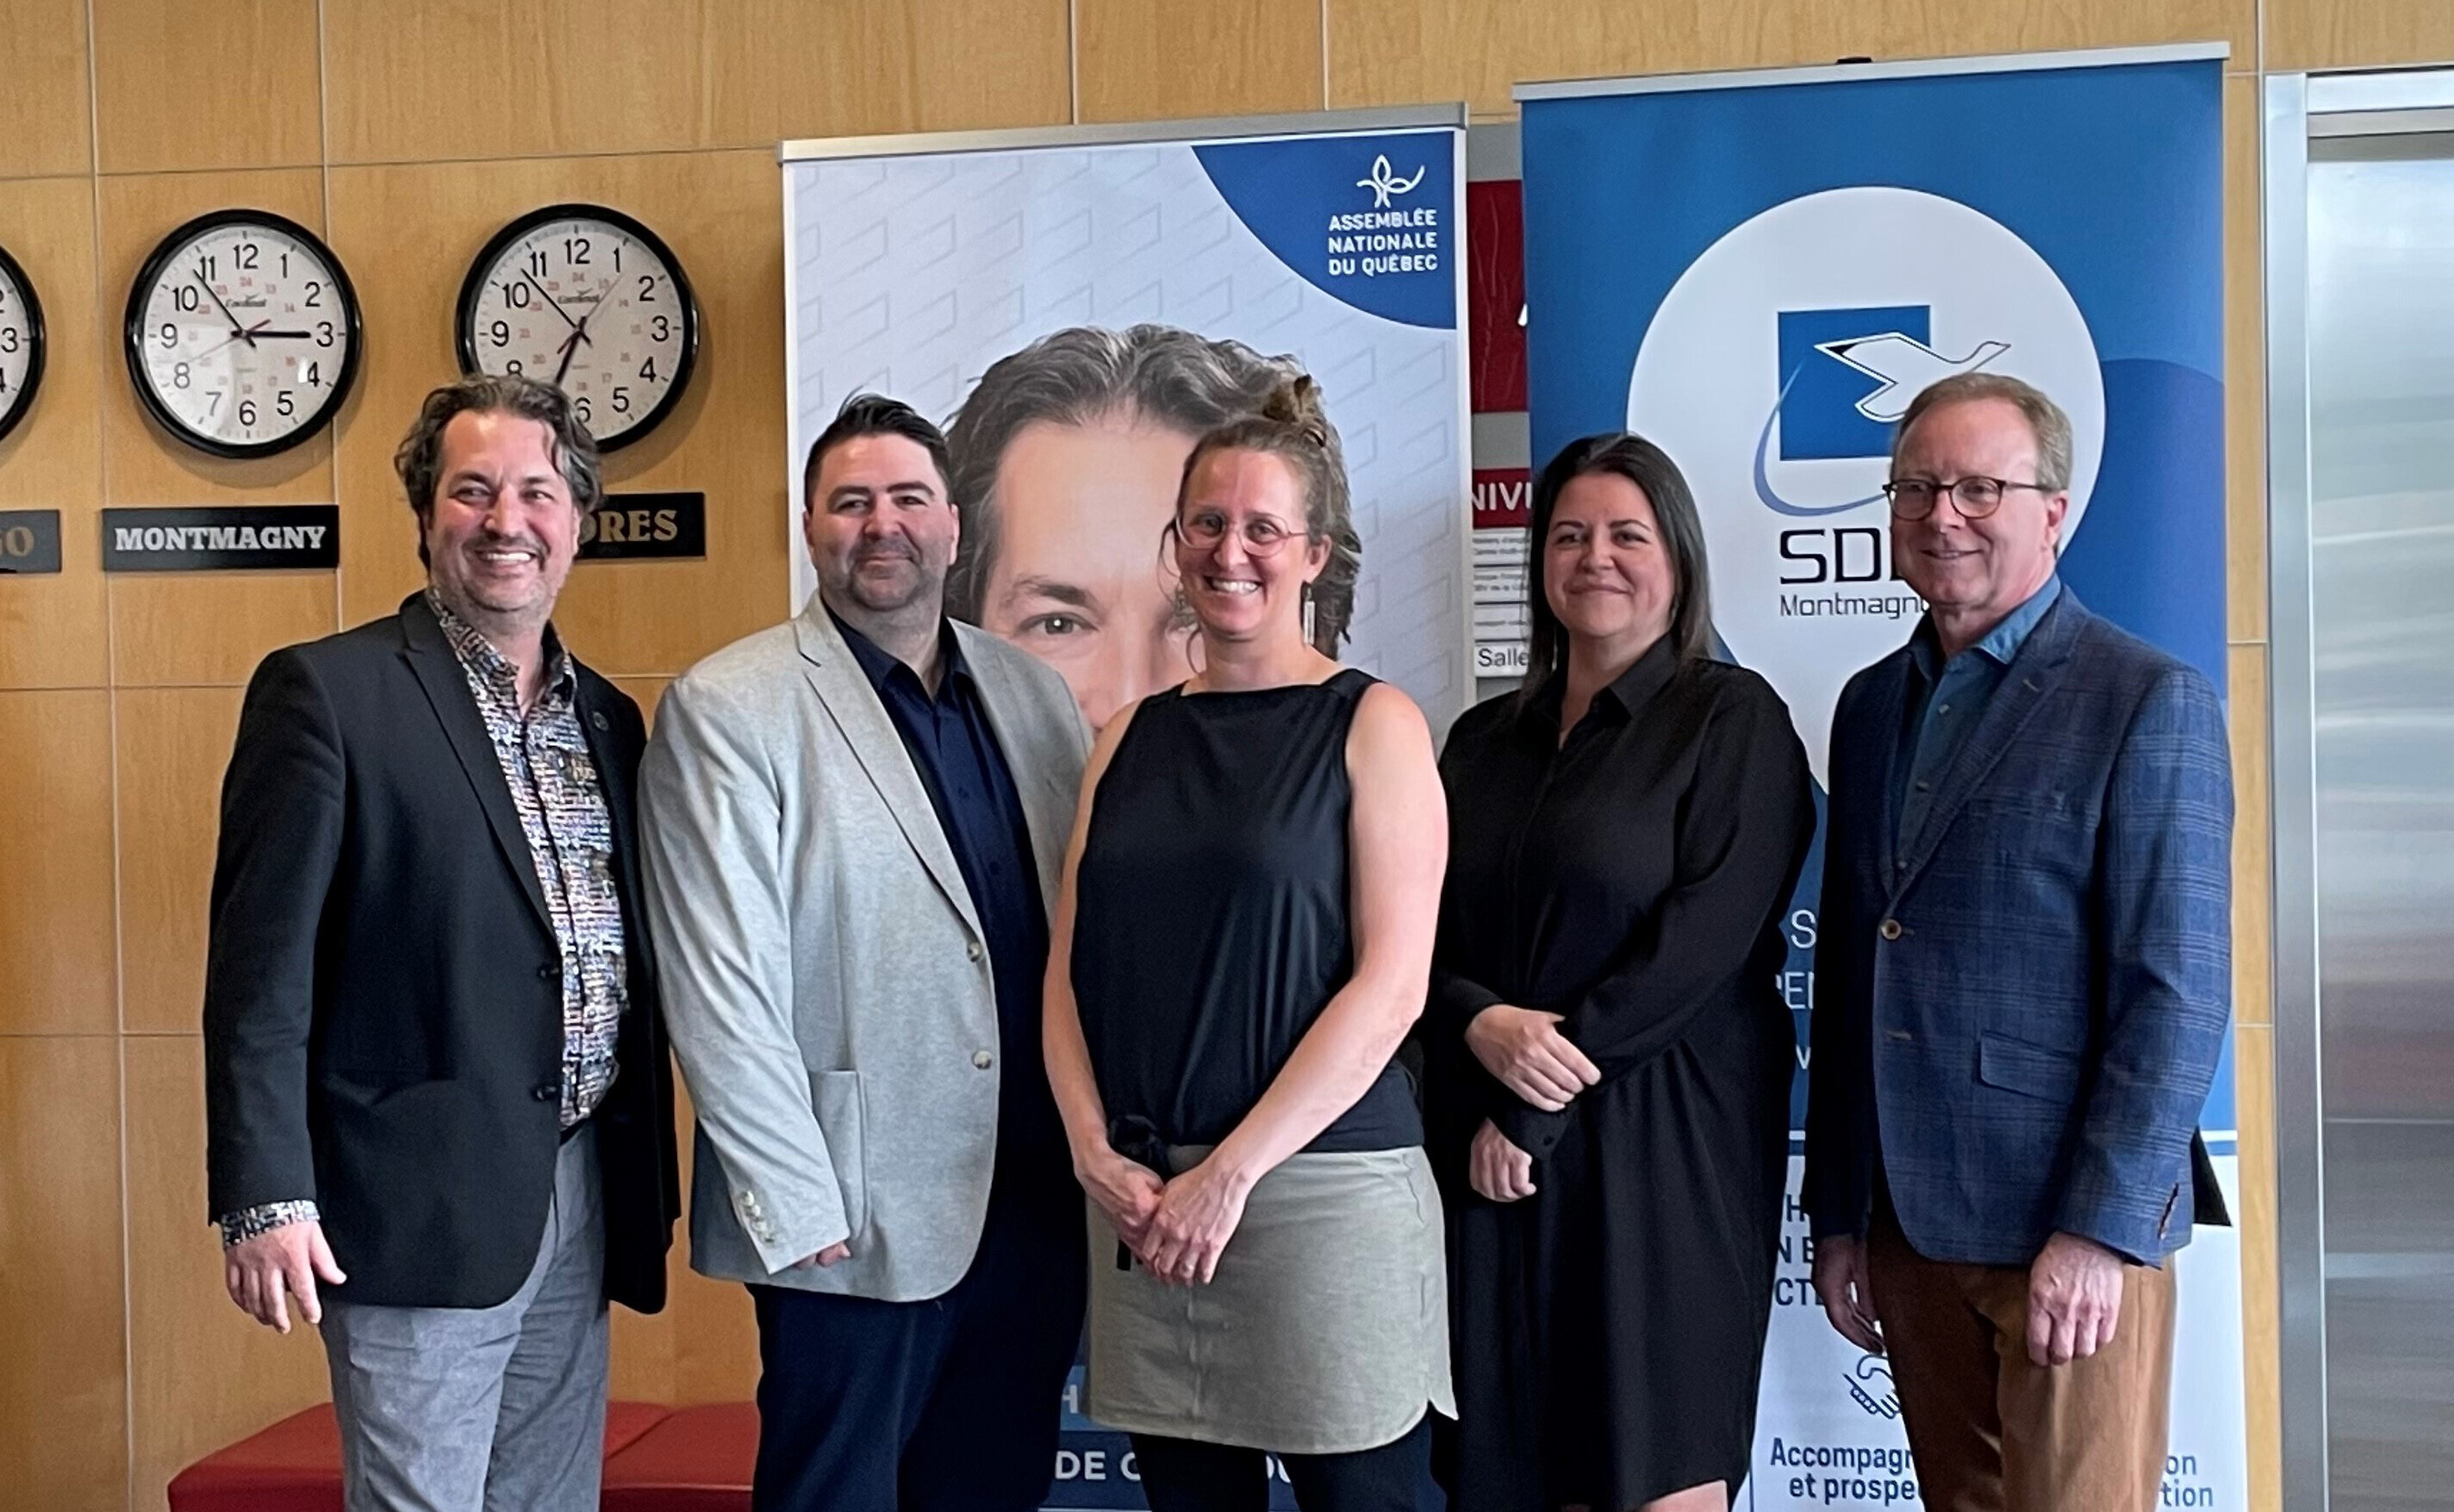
left=639, top=395, right=1091, bottom=1512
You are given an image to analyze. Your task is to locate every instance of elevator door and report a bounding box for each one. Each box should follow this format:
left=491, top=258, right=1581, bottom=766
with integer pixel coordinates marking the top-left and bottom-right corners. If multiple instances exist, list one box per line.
left=2306, top=128, right=2454, bottom=1512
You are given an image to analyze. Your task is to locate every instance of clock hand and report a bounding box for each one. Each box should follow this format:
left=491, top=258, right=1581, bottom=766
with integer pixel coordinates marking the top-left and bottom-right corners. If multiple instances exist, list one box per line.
left=522, top=272, right=588, bottom=340
left=196, top=273, right=255, bottom=345
left=560, top=275, right=620, bottom=352
left=546, top=274, right=619, bottom=388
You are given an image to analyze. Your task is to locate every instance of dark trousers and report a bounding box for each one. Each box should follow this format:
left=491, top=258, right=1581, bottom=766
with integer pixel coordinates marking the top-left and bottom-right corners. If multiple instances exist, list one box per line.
left=1132, top=1418, right=1437, bottom=1512
left=748, top=1174, right=1087, bottom=1512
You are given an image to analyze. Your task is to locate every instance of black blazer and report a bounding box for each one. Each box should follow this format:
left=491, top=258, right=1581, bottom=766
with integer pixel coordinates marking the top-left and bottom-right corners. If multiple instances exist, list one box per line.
left=203, top=594, right=679, bottom=1311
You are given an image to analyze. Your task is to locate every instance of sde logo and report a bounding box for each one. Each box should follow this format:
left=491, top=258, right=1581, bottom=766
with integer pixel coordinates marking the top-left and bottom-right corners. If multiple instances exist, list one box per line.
left=1628, top=187, right=2103, bottom=781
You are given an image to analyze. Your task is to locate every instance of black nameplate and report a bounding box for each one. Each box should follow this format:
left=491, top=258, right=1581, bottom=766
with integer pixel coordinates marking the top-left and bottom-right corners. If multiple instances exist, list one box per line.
left=0, top=510, right=62, bottom=575
left=578, top=491, right=706, bottom=561
left=102, top=506, right=339, bottom=572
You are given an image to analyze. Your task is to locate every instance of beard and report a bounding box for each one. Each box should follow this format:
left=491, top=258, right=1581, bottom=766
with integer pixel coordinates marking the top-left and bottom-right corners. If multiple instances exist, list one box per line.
left=827, top=541, right=946, bottom=617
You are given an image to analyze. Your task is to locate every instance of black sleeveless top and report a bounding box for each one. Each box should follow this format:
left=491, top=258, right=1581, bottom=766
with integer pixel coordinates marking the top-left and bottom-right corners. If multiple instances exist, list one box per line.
left=1072, top=669, right=1421, bottom=1167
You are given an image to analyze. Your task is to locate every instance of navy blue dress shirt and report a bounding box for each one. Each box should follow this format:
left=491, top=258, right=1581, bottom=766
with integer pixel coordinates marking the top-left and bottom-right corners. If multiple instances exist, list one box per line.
left=831, top=613, right=1063, bottom=1178
left=1893, top=576, right=2063, bottom=856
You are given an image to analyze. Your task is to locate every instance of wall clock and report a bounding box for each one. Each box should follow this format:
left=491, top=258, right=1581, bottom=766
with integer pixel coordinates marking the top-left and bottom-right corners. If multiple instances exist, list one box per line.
left=122, top=209, right=362, bottom=459
left=456, top=203, right=699, bottom=451
left=0, top=240, right=46, bottom=445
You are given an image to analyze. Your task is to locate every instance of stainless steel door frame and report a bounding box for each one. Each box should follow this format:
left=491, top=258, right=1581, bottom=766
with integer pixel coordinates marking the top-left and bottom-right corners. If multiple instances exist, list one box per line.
left=2264, top=66, right=2328, bottom=1512
left=2267, top=65, right=2454, bottom=1512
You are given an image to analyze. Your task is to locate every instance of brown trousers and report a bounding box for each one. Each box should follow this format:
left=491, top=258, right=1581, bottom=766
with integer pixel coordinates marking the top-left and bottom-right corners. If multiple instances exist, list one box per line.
left=1866, top=1210, right=2177, bottom=1512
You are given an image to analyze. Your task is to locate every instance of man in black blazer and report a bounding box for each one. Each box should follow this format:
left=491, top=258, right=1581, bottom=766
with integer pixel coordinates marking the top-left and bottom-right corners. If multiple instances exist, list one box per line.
left=203, top=374, right=678, bottom=1511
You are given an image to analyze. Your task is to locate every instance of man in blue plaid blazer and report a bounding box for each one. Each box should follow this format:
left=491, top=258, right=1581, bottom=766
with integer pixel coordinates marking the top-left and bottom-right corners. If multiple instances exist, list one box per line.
left=1803, top=373, right=2232, bottom=1512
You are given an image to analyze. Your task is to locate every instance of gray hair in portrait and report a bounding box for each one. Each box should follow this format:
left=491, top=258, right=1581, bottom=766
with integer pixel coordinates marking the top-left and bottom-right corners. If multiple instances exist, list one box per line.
left=942, top=323, right=1351, bottom=638
left=1520, top=432, right=1717, bottom=701
left=1174, top=373, right=1364, bottom=655
left=394, top=373, right=605, bottom=566
left=1890, top=370, right=2075, bottom=493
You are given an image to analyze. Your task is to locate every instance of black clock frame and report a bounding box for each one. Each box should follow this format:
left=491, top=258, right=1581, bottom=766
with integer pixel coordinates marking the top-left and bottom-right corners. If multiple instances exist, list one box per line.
left=121, top=208, right=364, bottom=461
left=453, top=202, right=701, bottom=453
left=0, top=240, right=48, bottom=446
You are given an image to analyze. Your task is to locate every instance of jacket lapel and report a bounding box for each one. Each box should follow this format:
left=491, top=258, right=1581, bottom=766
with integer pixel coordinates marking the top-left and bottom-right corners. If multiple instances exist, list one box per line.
left=793, top=603, right=983, bottom=937
left=397, top=594, right=553, bottom=933
left=574, top=675, right=643, bottom=938
left=1893, top=591, right=2086, bottom=891
left=955, top=620, right=1079, bottom=907
left=1856, top=652, right=1914, bottom=890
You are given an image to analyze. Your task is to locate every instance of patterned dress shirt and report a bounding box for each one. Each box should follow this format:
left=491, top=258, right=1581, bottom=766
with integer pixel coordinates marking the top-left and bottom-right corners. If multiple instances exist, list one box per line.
left=217, top=590, right=628, bottom=1247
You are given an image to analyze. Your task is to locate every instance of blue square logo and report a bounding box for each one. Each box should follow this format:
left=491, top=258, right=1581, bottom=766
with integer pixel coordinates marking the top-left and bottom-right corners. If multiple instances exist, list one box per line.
left=1776, top=306, right=1929, bottom=462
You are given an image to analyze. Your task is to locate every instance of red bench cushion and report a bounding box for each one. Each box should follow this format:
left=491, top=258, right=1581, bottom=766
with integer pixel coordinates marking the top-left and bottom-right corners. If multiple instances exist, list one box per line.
left=599, top=1403, right=761, bottom=1512
left=167, top=1401, right=672, bottom=1512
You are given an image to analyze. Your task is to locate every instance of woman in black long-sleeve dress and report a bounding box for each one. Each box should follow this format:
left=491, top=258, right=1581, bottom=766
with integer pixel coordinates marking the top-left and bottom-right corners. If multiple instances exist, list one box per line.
left=1426, top=433, right=1816, bottom=1512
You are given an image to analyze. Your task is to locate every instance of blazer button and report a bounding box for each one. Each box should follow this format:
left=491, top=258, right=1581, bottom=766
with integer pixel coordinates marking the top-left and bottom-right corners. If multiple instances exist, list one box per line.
left=590, top=711, right=609, bottom=731
left=532, top=1084, right=557, bottom=1102
left=1879, top=918, right=1903, bottom=942
left=966, top=940, right=985, bottom=963
left=537, top=963, right=557, bottom=980
left=972, top=1050, right=993, bottom=1070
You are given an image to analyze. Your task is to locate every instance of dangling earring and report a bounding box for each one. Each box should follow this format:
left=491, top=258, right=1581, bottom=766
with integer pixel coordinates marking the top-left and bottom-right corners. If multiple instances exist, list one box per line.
left=1301, top=582, right=1317, bottom=648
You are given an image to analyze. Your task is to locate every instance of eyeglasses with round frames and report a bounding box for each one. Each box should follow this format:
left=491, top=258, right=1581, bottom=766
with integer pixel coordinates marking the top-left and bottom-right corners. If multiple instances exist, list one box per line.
left=1174, top=509, right=1305, bottom=557
left=1881, top=476, right=2056, bottom=521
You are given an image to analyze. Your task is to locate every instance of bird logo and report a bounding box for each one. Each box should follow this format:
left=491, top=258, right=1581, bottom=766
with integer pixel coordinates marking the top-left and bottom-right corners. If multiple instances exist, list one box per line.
left=1355, top=154, right=1427, bottom=209
left=1812, top=333, right=2012, bottom=422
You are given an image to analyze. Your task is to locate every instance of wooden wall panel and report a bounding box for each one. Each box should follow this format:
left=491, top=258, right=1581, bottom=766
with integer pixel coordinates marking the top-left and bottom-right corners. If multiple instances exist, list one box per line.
left=96, top=170, right=337, bottom=507
left=90, top=0, right=323, bottom=174
left=0, top=691, right=119, bottom=1036
left=1078, top=0, right=1325, bottom=121
left=2234, top=1024, right=2280, bottom=1512
left=1327, top=0, right=2254, bottom=115
left=324, top=0, right=1072, bottom=166
left=2269, top=0, right=2454, bottom=71
left=0, top=1036, right=129, bottom=1512
left=0, top=0, right=95, bottom=178
left=2226, top=75, right=2266, bottom=645
left=0, top=175, right=109, bottom=688
left=117, top=688, right=244, bottom=1034
left=125, top=1036, right=331, bottom=1512
left=327, top=151, right=789, bottom=669
left=2229, top=645, right=2273, bottom=1030
left=109, top=573, right=339, bottom=687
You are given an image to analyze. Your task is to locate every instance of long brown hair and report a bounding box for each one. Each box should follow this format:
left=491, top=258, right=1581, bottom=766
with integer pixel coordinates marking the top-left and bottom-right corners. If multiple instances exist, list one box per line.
left=1520, top=432, right=1715, bottom=703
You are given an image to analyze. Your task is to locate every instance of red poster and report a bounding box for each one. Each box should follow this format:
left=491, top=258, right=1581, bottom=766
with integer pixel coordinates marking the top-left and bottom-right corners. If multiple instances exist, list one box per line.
left=1467, top=179, right=1527, bottom=414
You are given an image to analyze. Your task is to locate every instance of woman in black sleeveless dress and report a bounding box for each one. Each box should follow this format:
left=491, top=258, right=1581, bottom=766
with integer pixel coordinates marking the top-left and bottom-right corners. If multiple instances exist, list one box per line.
left=1426, top=434, right=1815, bottom=1512
left=1043, top=378, right=1454, bottom=1512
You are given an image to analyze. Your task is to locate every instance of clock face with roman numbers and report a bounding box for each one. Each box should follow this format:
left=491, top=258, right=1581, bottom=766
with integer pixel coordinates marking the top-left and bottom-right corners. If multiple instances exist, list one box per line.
left=455, top=204, right=699, bottom=451
left=122, top=210, right=361, bottom=458
left=0, top=240, right=49, bottom=446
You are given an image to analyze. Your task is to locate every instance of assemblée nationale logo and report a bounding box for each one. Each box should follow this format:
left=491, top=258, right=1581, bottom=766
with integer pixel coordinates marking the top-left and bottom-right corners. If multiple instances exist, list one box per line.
left=1626, top=186, right=2104, bottom=780
left=1327, top=154, right=1441, bottom=280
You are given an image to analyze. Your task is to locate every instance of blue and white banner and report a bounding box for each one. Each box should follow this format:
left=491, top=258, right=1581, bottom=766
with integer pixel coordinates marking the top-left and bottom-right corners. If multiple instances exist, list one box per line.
left=1521, top=48, right=2240, bottom=1510
left=783, top=112, right=1473, bottom=736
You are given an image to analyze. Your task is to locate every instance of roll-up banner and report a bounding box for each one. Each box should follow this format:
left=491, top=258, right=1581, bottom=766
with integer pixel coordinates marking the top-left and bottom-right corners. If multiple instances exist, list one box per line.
left=1517, top=47, right=2241, bottom=1511
left=782, top=107, right=1473, bottom=741
left=782, top=108, right=1470, bottom=1510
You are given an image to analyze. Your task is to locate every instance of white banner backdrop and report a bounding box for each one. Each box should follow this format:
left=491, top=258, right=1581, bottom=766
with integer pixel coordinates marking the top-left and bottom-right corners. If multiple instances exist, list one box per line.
left=782, top=112, right=1473, bottom=735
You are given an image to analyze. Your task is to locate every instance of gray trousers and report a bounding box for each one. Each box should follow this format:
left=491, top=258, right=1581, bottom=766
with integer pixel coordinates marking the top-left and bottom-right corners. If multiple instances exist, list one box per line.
left=319, top=1124, right=610, bottom=1512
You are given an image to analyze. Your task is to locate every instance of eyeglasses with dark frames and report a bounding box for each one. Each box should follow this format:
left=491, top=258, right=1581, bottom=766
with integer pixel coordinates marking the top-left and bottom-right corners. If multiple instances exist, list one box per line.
left=1880, top=476, right=2056, bottom=521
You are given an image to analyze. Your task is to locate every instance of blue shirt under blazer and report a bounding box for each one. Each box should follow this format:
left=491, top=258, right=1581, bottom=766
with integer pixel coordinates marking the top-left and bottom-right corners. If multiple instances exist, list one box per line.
left=1803, top=586, right=2233, bottom=1267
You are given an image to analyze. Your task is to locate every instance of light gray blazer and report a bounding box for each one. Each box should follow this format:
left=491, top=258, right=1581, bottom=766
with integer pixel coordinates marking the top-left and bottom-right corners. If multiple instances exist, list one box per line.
left=638, top=600, right=1088, bottom=1301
